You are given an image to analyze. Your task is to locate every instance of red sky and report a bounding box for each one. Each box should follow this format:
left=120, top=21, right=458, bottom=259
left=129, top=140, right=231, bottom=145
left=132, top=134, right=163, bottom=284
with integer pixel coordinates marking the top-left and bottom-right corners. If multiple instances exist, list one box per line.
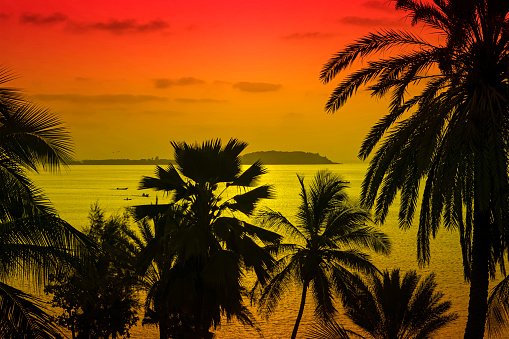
left=2, top=0, right=414, bottom=162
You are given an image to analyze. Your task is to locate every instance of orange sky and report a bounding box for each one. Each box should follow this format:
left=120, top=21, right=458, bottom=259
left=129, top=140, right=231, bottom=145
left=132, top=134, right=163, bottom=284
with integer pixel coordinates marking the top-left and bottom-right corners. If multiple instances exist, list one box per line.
left=1, top=0, right=414, bottom=162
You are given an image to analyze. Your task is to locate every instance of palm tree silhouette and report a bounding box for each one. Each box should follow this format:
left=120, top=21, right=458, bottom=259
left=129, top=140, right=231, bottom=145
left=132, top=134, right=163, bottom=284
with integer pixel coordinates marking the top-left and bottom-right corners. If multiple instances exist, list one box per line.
left=308, top=269, right=458, bottom=339
left=255, top=170, right=390, bottom=339
left=321, top=1, right=509, bottom=337
left=130, top=205, right=199, bottom=338
left=134, top=138, right=281, bottom=338
left=0, top=68, right=89, bottom=337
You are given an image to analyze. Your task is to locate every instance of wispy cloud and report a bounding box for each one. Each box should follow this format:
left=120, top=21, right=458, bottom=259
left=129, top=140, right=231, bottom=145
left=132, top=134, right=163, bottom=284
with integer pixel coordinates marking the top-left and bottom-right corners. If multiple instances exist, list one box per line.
left=153, top=77, right=205, bottom=89
left=32, top=94, right=168, bottom=104
left=175, top=98, right=227, bottom=104
left=339, top=16, right=404, bottom=27
left=281, top=32, right=334, bottom=40
left=68, top=19, right=170, bottom=35
left=0, top=13, right=9, bottom=21
left=233, top=82, right=282, bottom=93
left=19, top=12, right=170, bottom=35
left=362, top=1, right=394, bottom=12
left=20, top=12, right=67, bottom=25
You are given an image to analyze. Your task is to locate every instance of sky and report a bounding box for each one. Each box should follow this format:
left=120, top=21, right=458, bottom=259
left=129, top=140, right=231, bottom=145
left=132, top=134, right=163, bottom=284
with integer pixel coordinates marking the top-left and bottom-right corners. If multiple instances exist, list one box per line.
left=1, top=0, right=417, bottom=162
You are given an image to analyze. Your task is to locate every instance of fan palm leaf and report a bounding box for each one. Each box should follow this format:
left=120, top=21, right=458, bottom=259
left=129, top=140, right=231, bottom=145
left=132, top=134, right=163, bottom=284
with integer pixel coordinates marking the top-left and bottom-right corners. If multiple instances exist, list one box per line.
left=327, top=269, right=459, bottom=339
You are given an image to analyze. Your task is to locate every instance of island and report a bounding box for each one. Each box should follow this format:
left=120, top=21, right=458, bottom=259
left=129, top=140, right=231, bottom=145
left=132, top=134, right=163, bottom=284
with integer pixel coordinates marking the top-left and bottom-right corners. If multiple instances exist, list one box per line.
left=241, top=151, right=338, bottom=164
left=70, top=151, right=338, bottom=165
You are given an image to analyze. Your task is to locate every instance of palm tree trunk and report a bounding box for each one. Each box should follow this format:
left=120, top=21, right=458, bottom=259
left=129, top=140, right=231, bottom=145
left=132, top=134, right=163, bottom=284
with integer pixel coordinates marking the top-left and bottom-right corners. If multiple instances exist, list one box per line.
left=291, top=281, right=309, bottom=339
left=464, top=205, right=491, bottom=339
left=159, top=322, right=169, bottom=339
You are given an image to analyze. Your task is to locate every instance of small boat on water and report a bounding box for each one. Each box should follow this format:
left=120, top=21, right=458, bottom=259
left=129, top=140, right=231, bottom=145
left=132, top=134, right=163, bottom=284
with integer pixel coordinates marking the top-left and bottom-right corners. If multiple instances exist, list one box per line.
left=124, top=197, right=132, bottom=200
left=116, top=187, right=128, bottom=190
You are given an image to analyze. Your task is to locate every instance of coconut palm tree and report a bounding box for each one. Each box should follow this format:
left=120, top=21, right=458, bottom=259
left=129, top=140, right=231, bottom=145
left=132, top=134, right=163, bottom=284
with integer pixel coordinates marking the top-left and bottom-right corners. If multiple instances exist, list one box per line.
left=255, top=170, right=391, bottom=339
left=0, top=68, right=90, bottom=337
left=133, top=138, right=282, bottom=338
left=320, top=1, right=509, bottom=337
left=307, top=269, right=457, bottom=339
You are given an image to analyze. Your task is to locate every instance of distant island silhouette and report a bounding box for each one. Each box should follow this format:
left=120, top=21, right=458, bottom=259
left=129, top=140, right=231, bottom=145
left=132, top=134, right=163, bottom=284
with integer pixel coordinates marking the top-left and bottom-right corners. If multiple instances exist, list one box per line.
left=71, top=151, right=338, bottom=165
left=242, top=151, right=338, bottom=164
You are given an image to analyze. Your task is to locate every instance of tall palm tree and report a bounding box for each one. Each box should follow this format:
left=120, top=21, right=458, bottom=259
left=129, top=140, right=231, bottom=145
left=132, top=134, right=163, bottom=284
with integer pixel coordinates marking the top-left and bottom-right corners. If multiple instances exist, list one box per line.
left=255, top=170, right=391, bottom=339
left=307, top=269, right=458, bottom=339
left=0, top=68, right=90, bottom=337
left=320, top=1, right=509, bottom=337
left=134, top=138, right=282, bottom=338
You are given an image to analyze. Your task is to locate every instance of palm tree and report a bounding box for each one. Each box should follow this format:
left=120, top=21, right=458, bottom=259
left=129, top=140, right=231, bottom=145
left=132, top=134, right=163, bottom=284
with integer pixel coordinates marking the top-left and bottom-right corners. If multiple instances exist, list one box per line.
left=315, top=269, right=457, bottom=339
left=128, top=205, right=197, bottom=338
left=307, top=269, right=457, bottom=339
left=320, top=1, right=509, bottom=337
left=133, top=138, right=282, bottom=338
left=255, top=170, right=391, bottom=339
left=0, top=68, right=90, bottom=337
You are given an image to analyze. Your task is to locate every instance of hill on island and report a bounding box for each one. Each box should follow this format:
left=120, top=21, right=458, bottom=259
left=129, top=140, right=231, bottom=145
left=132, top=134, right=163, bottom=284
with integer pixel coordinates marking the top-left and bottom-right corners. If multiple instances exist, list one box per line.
left=242, top=151, right=337, bottom=164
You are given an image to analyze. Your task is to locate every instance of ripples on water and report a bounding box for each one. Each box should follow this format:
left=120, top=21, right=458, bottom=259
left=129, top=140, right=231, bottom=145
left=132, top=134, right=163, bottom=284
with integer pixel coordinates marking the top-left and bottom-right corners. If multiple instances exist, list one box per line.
left=30, top=164, right=500, bottom=338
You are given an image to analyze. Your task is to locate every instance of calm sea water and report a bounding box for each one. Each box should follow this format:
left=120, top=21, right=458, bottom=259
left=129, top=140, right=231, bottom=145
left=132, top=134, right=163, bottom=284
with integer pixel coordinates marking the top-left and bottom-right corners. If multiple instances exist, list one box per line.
left=30, top=164, right=496, bottom=338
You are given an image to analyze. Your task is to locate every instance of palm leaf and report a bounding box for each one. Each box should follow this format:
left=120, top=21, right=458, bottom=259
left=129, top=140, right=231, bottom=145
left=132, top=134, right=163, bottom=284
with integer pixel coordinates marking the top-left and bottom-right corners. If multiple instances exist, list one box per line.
left=225, top=185, right=274, bottom=215
left=0, top=281, right=61, bottom=338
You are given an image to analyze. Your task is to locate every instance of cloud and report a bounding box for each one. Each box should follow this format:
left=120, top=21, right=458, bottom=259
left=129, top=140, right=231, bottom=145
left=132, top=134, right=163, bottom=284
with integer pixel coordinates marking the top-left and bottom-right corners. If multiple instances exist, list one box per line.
left=19, top=12, right=170, bottom=35
left=20, top=12, right=67, bottom=25
left=175, top=98, right=227, bottom=103
left=68, top=19, right=170, bottom=35
left=233, top=82, right=282, bottom=93
left=362, top=1, right=394, bottom=12
left=153, top=77, right=205, bottom=89
left=339, top=16, right=404, bottom=27
left=32, top=94, right=168, bottom=104
left=0, top=13, right=9, bottom=20
left=282, top=32, right=334, bottom=40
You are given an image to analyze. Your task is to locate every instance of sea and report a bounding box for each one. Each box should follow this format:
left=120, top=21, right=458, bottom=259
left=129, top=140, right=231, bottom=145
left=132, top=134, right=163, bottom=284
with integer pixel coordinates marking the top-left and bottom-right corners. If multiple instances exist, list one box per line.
left=29, top=164, right=501, bottom=338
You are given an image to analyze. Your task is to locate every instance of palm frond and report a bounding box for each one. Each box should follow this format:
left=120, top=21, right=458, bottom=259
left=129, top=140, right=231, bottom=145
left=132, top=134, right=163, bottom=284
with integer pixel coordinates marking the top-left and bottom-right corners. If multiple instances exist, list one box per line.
left=172, top=138, right=246, bottom=184
left=229, top=160, right=267, bottom=187
left=320, top=29, right=433, bottom=85
left=256, top=207, right=307, bottom=242
left=0, top=281, right=61, bottom=338
left=0, top=214, right=93, bottom=285
left=306, top=320, right=365, bottom=339
left=0, top=102, right=74, bottom=171
left=487, top=274, right=509, bottom=337
left=225, top=185, right=274, bottom=215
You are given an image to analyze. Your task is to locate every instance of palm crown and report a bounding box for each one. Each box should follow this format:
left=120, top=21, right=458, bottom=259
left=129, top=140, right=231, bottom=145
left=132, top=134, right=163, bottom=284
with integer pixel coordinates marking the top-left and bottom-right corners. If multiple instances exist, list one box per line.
left=321, top=1, right=509, bottom=337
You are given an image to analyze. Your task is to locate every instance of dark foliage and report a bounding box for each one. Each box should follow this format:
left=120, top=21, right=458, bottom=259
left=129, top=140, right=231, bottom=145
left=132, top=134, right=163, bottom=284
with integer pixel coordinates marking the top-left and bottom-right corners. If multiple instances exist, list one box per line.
left=45, top=205, right=139, bottom=339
